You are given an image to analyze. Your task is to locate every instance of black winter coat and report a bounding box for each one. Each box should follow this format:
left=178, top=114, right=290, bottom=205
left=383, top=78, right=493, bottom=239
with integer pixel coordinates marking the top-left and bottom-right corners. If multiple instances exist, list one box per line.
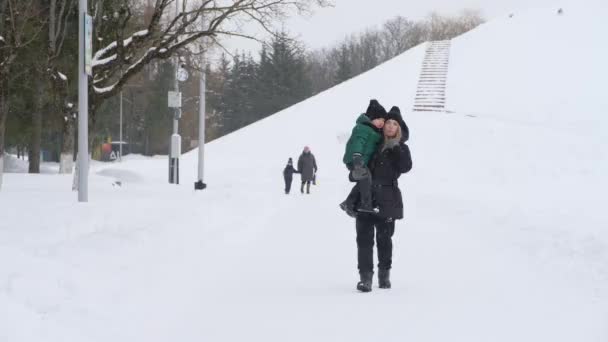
left=368, top=143, right=413, bottom=220
left=298, top=152, right=318, bottom=182
left=283, top=164, right=298, bottom=179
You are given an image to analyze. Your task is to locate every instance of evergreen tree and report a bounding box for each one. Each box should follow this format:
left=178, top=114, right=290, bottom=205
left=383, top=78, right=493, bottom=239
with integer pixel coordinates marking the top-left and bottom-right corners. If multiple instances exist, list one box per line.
left=335, top=43, right=353, bottom=83
left=255, top=46, right=276, bottom=120
left=260, top=33, right=311, bottom=116
left=141, top=61, right=174, bottom=155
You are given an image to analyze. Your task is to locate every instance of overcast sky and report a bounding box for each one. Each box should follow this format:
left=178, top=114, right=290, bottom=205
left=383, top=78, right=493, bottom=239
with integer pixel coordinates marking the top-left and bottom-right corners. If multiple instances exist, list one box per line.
left=217, top=0, right=561, bottom=58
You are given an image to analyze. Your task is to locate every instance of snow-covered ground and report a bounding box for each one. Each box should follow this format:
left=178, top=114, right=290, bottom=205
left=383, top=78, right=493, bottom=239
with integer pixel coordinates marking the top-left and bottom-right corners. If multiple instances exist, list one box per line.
left=3, top=154, right=60, bottom=174
left=1, top=1, right=607, bottom=341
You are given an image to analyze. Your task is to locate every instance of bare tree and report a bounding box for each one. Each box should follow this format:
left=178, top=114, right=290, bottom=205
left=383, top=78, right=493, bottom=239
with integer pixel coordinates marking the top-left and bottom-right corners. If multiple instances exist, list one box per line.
left=0, top=0, right=46, bottom=188
left=381, top=16, right=414, bottom=61
left=426, top=12, right=451, bottom=41
left=45, top=0, right=77, bottom=173
left=358, top=30, right=380, bottom=72
left=90, top=0, right=330, bottom=117
left=19, top=0, right=75, bottom=174
left=425, top=10, right=485, bottom=41
left=455, top=9, right=485, bottom=34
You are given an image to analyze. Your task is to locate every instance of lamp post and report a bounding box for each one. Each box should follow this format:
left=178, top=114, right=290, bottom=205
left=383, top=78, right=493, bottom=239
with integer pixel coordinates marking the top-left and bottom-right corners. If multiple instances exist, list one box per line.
left=195, top=18, right=207, bottom=191
left=77, top=0, right=91, bottom=202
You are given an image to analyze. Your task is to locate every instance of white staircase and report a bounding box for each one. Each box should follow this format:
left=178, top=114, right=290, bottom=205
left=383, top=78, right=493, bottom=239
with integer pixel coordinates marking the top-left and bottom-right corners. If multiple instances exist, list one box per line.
left=413, top=40, right=451, bottom=112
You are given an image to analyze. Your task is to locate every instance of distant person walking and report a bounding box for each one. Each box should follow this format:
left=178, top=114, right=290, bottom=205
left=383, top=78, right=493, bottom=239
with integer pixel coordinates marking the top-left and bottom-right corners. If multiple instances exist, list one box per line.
left=283, top=158, right=299, bottom=194
left=297, top=146, right=318, bottom=194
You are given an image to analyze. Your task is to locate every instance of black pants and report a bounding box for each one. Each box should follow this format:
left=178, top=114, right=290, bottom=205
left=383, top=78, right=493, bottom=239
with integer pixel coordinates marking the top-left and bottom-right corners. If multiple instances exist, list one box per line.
left=356, top=216, right=395, bottom=273
left=301, top=180, right=311, bottom=193
left=284, top=175, right=293, bottom=193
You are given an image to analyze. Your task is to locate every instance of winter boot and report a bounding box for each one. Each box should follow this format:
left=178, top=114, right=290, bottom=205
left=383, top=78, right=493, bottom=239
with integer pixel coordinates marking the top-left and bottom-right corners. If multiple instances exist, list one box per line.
left=356, top=271, right=373, bottom=293
left=378, top=269, right=391, bottom=289
left=300, top=183, right=305, bottom=194
left=339, top=200, right=357, bottom=218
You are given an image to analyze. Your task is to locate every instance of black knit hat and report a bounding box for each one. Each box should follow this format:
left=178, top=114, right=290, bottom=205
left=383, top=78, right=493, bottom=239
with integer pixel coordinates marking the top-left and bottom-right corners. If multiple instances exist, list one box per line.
left=386, top=106, right=410, bottom=142
left=365, top=99, right=387, bottom=121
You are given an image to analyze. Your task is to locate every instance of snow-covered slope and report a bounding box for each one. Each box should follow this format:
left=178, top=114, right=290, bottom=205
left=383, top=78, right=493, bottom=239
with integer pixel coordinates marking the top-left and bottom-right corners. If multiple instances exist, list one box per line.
left=1, top=1, right=607, bottom=341
left=447, top=1, right=608, bottom=131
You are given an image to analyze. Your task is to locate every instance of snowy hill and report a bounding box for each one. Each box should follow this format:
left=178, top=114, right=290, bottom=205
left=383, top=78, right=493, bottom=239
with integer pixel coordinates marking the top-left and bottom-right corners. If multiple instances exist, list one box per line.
left=448, top=2, right=608, bottom=128
left=1, top=1, right=607, bottom=341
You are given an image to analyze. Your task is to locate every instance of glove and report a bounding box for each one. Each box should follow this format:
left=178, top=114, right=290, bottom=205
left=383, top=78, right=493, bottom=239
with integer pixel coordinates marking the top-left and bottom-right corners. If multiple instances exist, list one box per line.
left=352, top=154, right=364, bottom=168
left=351, top=154, right=369, bottom=180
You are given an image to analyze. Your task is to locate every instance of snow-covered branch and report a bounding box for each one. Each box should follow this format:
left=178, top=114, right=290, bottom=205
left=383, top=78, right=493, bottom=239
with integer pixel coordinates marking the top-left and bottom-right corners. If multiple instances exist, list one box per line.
left=90, top=0, right=331, bottom=105
left=93, top=29, right=149, bottom=66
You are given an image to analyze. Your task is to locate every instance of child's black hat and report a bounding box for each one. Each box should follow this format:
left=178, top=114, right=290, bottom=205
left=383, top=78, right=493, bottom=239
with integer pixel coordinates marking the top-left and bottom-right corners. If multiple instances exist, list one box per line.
left=365, top=99, right=387, bottom=121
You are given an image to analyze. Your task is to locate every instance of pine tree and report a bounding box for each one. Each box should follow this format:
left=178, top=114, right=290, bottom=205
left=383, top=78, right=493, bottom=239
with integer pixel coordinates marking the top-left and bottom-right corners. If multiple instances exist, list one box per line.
left=335, top=43, right=353, bottom=83
left=141, top=61, right=174, bottom=155
left=259, top=32, right=311, bottom=116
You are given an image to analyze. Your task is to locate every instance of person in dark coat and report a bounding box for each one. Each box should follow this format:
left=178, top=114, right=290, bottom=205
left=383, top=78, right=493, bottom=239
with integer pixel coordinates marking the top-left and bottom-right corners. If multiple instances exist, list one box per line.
left=347, top=106, right=412, bottom=292
left=283, top=158, right=299, bottom=194
left=297, top=146, right=318, bottom=194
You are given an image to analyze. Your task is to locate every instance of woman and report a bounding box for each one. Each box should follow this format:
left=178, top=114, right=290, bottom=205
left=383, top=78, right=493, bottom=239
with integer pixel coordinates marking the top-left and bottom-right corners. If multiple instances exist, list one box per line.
left=352, top=106, right=412, bottom=292
left=297, top=146, right=318, bottom=194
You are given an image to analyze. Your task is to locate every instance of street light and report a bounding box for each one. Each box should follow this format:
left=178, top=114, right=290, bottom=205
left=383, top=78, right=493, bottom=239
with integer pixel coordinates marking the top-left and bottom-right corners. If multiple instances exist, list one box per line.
left=119, top=88, right=123, bottom=161
left=195, top=65, right=207, bottom=191
left=77, top=0, right=91, bottom=202
left=195, top=13, right=207, bottom=191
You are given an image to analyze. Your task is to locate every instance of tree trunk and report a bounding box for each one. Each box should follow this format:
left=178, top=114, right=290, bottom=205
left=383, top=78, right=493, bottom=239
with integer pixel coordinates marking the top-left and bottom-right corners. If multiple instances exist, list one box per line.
left=0, top=83, right=7, bottom=189
left=71, top=152, right=79, bottom=191
left=144, top=132, right=150, bottom=156
left=28, top=81, right=44, bottom=173
left=59, top=114, right=75, bottom=174
left=53, top=74, right=75, bottom=174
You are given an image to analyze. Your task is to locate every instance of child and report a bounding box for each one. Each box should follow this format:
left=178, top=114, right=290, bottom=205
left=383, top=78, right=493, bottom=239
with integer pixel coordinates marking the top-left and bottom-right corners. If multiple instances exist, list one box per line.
left=283, top=158, right=298, bottom=194
left=340, top=99, right=387, bottom=215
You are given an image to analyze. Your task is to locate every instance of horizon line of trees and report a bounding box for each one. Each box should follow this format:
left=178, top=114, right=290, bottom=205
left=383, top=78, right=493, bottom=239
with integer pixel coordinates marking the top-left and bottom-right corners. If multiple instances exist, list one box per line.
left=200, top=10, right=484, bottom=139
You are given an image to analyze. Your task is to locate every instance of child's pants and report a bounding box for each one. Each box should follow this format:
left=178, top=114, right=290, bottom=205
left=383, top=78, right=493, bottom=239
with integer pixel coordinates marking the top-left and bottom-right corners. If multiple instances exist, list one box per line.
left=284, top=175, right=293, bottom=193
left=347, top=165, right=372, bottom=208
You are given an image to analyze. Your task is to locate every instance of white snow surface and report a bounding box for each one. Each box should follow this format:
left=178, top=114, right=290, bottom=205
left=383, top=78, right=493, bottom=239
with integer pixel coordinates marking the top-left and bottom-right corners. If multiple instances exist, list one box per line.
left=1, top=2, right=607, bottom=341
left=3, top=154, right=59, bottom=174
